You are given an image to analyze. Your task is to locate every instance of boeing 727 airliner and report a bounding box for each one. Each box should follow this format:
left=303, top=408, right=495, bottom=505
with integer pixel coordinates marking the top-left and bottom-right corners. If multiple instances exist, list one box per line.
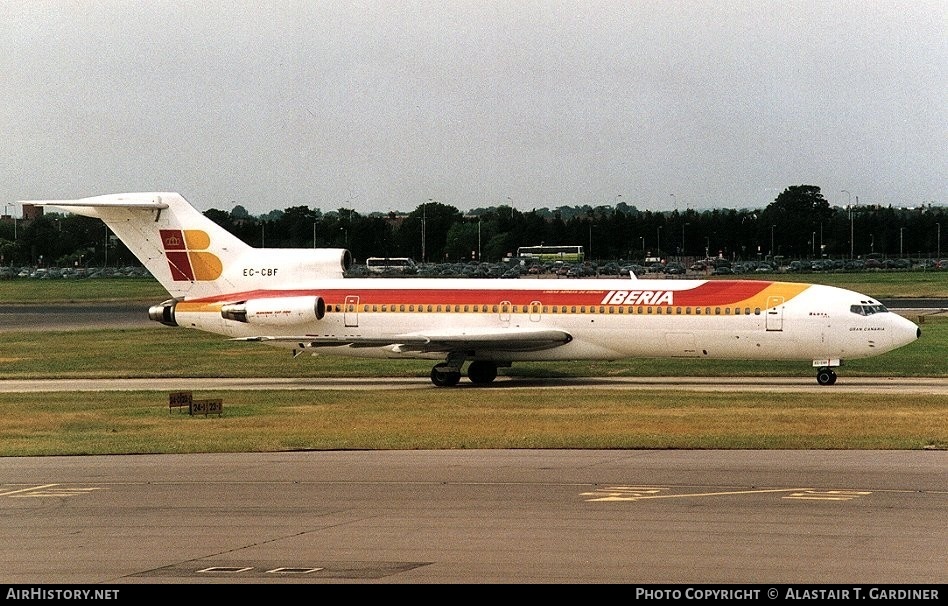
left=25, top=193, right=920, bottom=386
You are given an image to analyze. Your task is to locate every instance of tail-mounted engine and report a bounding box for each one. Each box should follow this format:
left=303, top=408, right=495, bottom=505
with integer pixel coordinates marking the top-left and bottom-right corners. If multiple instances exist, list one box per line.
left=148, top=299, right=179, bottom=327
left=220, top=295, right=326, bottom=326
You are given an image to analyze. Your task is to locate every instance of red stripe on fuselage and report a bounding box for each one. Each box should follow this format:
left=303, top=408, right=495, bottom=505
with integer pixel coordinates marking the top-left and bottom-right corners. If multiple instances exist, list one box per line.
left=187, top=281, right=774, bottom=307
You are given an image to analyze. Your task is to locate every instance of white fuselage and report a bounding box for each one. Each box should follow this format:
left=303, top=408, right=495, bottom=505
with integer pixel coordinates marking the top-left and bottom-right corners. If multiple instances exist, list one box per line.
left=170, top=277, right=920, bottom=364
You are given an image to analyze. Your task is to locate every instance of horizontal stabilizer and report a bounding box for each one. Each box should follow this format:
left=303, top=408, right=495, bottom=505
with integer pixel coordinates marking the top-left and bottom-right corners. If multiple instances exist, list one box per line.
left=22, top=193, right=169, bottom=210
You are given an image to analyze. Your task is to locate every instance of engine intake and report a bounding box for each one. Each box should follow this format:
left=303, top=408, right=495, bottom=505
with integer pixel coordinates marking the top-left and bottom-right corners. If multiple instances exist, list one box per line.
left=148, top=299, right=178, bottom=327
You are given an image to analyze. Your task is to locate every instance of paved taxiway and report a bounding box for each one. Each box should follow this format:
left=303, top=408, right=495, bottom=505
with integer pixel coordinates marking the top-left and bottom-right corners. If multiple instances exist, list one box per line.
left=1, top=450, right=946, bottom=584
left=3, top=376, right=948, bottom=394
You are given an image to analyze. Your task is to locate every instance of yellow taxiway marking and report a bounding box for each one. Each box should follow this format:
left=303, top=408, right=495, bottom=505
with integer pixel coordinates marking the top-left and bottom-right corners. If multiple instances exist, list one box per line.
left=0, top=484, right=104, bottom=498
left=583, top=485, right=809, bottom=502
left=784, top=490, right=871, bottom=501
left=582, top=486, right=876, bottom=502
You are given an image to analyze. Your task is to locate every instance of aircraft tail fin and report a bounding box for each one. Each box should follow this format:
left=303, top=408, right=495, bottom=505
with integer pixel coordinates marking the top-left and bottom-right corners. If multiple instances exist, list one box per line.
left=23, top=192, right=351, bottom=300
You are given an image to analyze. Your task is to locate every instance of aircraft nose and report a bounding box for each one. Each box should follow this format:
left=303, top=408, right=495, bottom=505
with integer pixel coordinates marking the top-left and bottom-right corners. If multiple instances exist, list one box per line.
left=893, top=314, right=921, bottom=348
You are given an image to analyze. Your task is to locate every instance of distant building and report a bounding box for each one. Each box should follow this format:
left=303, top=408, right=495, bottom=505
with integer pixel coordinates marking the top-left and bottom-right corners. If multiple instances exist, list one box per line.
left=22, top=204, right=43, bottom=221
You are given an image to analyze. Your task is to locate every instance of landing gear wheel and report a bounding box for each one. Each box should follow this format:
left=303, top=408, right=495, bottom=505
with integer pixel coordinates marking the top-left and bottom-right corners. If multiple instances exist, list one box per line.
left=816, top=367, right=837, bottom=386
left=431, top=363, right=462, bottom=387
left=467, top=361, right=498, bottom=385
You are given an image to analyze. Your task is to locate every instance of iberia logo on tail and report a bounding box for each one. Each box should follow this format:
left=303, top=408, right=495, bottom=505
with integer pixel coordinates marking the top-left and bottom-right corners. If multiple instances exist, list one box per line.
left=160, top=229, right=223, bottom=281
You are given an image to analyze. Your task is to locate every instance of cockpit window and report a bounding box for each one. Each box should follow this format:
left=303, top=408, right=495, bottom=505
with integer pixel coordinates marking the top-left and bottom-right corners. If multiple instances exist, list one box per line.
left=850, top=304, right=889, bottom=316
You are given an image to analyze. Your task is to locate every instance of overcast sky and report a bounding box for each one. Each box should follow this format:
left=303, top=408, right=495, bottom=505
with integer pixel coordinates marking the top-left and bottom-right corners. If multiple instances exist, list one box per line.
left=2, top=1, right=945, bottom=216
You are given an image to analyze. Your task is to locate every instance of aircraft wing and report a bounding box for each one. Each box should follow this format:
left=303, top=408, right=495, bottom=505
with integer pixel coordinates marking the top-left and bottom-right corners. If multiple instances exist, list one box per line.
left=234, top=328, right=573, bottom=354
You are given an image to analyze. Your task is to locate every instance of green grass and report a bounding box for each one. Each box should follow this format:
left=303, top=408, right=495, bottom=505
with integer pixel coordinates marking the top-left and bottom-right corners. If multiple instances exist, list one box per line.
left=0, top=278, right=167, bottom=303
left=0, top=389, right=944, bottom=456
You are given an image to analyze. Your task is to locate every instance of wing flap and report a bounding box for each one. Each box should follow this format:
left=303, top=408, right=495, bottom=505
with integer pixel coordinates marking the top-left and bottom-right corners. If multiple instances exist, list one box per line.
left=233, top=328, right=572, bottom=353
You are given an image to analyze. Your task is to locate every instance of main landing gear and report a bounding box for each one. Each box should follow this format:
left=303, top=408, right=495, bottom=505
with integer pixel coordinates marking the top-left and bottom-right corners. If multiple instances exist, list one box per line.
left=816, top=367, right=838, bottom=386
left=430, top=360, right=501, bottom=387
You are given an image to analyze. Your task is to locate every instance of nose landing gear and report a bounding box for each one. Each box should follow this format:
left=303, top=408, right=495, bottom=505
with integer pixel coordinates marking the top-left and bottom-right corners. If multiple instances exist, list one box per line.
left=816, top=367, right=838, bottom=386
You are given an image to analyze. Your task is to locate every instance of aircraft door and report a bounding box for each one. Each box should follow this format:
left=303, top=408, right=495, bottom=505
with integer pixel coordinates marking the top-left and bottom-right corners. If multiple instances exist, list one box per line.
left=766, top=295, right=784, bottom=331
left=344, top=295, right=359, bottom=327
left=529, top=300, right=541, bottom=322
left=499, top=300, right=511, bottom=326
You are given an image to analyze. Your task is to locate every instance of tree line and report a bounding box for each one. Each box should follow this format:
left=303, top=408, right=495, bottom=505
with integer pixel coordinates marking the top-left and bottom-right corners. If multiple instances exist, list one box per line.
left=1, top=185, right=944, bottom=268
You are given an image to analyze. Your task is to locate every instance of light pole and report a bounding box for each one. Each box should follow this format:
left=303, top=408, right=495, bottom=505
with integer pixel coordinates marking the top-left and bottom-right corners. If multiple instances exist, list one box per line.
left=842, top=190, right=853, bottom=258
left=477, top=216, right=482, bottom=261
left=900, top=227, right=904, bottom=257
left=657, top=226, right=662, bottom=259
left=770, top=224, right=776, bottom=259
left=681, top=222, right=688, bottom=258
left=588, top=223, right=594, bottom=260
left=422, top=199, right=429, bottom=263
left=938, top=222, right=942, bottom=260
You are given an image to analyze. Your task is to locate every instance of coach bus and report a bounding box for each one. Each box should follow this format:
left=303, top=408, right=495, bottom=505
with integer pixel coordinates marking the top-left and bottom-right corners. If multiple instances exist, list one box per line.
left=365, top=257, right=417, bottom=274
left=515, top=245, right=585, bottom=263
